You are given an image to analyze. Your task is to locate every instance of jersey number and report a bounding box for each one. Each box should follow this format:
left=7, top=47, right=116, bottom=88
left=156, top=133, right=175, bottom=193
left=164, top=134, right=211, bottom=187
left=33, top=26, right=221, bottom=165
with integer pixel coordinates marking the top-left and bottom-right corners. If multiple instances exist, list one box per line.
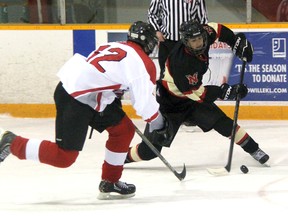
left=87, top=45, right=127, bottom=72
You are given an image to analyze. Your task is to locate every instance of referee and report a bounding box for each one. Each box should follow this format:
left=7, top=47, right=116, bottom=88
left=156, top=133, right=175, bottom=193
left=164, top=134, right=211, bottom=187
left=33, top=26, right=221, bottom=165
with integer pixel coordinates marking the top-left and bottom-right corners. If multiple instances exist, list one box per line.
left=148, top=0, right=208, bottom=78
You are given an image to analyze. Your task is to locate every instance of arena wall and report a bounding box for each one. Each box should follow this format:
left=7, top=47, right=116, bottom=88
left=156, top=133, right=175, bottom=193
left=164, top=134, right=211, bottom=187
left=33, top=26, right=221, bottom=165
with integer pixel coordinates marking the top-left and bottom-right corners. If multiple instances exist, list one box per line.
left=0, top=23, right=287, bottom=120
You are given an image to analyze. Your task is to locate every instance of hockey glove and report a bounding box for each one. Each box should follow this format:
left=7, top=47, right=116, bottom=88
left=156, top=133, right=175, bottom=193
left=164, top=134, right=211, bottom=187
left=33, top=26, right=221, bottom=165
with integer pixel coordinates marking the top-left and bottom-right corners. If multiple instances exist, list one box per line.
left=232, top=33, right=253, bottom=62
left=148, top=116, right=174, bottom=147
left=220, top=83, right=248, bottom=100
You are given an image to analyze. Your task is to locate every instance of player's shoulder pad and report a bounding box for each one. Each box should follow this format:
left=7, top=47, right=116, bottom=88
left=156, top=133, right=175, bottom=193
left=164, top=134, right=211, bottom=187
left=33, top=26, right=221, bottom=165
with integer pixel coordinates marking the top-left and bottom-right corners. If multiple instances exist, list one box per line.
left=204, top=23, right=217, bottom=34
left=203, top=23, right=217, bottom=41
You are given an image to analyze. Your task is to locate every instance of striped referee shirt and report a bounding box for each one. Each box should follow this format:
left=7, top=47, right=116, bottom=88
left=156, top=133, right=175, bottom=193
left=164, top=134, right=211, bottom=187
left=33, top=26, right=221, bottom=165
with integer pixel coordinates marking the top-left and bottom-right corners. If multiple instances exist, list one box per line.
left=148, top=0, right=208, bottom=41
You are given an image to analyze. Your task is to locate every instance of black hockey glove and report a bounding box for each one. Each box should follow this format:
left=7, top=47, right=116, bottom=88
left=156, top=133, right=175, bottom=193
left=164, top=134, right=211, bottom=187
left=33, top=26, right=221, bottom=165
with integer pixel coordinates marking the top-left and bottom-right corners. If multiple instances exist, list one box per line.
left=148, top=115, right=174, bottom=147
left=220, top=83, right=248, bottom=100
left=232, top=33, right=253, bottom=62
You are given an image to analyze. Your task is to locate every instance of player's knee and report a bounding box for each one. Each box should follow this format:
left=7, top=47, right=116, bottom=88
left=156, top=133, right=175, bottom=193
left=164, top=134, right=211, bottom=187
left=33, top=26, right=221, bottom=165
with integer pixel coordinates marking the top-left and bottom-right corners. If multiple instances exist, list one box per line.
left=213, top=116, right=233, bottom=137
left=109, top=115, right=135, bottom=143
left=120, top=115, right=135, bottom=142
left=57, top=150, right=79, bottom=168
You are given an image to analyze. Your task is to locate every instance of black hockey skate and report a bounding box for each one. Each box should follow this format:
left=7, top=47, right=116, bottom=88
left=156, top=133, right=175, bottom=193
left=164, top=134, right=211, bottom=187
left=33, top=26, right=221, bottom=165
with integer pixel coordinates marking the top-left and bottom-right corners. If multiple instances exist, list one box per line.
left=250, top=148, right=269, bottom=165
left=0, top=129, right=16, bottom=162
left=97, top=180, right=136, bottom=200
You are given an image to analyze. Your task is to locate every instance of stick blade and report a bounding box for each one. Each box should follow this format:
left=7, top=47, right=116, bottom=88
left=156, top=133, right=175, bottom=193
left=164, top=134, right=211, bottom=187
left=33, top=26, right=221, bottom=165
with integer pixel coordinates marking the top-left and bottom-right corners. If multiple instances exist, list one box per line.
left=174, top=163, right=186, bottom=181
left=207, top=167, right=229, bottom=176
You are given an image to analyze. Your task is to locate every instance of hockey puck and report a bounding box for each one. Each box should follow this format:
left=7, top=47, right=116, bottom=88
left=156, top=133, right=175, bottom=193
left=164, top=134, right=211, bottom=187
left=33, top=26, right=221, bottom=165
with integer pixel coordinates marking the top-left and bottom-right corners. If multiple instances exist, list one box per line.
left=240, top=165, right=249, bottom=174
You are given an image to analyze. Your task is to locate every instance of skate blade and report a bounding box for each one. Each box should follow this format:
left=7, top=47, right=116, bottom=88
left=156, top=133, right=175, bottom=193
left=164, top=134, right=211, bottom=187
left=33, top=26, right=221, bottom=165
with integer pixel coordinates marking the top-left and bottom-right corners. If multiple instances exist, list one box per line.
left=97, top=192, right=135, bottom=200
left=262, top=162, right=271, bottom=167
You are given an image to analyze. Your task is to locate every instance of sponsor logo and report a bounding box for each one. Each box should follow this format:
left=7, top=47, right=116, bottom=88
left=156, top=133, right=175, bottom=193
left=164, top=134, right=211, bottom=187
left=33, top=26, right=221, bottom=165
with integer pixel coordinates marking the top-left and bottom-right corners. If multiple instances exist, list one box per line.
left=224, top=86, right=232, bottom=100
left=272, top=38, right=286, bottom=58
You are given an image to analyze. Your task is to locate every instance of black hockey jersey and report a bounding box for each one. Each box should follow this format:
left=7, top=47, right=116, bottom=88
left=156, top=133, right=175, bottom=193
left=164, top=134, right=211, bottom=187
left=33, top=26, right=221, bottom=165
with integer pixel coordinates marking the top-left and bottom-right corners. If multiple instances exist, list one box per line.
left=161, top=22, right=237, bottom=104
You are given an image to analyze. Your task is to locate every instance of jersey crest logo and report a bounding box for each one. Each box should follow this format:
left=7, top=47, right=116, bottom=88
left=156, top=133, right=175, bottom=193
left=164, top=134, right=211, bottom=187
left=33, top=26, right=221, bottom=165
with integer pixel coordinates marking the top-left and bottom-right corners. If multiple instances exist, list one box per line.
left=186, top=73, right=198, bottom=85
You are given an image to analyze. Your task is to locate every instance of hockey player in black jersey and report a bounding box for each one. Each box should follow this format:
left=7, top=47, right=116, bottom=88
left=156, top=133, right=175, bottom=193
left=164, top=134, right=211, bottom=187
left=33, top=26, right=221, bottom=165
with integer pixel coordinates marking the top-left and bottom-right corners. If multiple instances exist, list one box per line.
left=125, top=20, right=269, bottom=165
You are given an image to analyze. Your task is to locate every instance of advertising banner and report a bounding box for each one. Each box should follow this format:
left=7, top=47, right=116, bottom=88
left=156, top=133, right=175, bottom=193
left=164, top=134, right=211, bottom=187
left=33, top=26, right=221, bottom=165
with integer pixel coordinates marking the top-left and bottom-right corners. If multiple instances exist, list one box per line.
left=228, top=32, right=288, bottom=101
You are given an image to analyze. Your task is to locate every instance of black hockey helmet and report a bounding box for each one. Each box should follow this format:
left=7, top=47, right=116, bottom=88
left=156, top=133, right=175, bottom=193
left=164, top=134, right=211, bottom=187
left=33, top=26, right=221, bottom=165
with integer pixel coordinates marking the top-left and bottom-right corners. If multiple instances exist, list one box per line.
left=180, top=20, right=208, bottom=55
left=127, top=21, right=158, bottom=55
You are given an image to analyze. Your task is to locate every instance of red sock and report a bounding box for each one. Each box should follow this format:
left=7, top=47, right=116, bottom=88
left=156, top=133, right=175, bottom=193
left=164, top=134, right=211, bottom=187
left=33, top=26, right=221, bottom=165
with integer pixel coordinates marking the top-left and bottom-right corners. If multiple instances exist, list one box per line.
left=10, top=136, right=29, bottom=159
left=101, top=161, right=123, bottom=183
left=10, top=136, right=79, bottom=168
left=101, top=115, right=135, bottom=182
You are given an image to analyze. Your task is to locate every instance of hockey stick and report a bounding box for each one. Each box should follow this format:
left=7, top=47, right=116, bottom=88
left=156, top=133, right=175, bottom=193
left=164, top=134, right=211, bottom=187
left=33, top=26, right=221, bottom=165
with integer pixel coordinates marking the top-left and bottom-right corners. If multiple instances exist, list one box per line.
left=207, top=59, right=247, bottom=176
left=134, top=126, right=186, bottom=181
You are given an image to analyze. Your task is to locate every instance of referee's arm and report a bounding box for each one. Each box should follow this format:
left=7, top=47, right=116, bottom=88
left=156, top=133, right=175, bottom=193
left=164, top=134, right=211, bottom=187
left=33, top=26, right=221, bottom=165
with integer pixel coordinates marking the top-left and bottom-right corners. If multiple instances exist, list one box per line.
left=196, top=0, right=209, bottom=24
left=147, top=0, right=161, bottom=31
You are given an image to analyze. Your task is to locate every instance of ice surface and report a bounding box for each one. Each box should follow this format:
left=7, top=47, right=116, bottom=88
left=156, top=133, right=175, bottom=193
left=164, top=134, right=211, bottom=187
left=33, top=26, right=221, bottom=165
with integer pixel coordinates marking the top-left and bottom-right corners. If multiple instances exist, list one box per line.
left=0, top=115, right=288, bottom=216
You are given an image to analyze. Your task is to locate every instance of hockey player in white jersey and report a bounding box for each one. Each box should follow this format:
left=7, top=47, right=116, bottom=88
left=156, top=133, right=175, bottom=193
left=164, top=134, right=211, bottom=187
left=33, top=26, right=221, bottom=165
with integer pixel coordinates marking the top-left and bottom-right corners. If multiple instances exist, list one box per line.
left=0, top=21, right=167, bottom=200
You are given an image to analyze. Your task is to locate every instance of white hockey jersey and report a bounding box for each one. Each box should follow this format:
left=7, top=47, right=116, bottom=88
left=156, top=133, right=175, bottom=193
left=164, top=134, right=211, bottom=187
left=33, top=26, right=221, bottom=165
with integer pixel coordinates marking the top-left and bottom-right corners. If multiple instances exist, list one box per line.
left=57, top=41, right=159, bottom=122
